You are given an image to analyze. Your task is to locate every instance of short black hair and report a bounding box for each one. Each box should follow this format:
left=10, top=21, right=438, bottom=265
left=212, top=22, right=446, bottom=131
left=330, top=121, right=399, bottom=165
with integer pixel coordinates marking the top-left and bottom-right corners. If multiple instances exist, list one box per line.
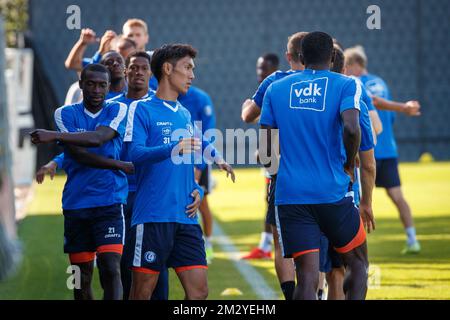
left=150, top=44, right=197, bottom=81
left=262, top=53, right=280, bottom=68
left=301, top=31, right=334, bottom=65
left=125, top=51, right=152, bottom=68
left=80, top=63, right=110, bottom=82
left=331, top=46, right=345, bottom=73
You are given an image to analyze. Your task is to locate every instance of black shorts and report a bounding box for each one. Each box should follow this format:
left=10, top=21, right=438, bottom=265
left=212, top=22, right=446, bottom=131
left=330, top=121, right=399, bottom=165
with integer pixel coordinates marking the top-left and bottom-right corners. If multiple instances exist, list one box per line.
left=275, top=195, right=366, bottom=259
left=63, top=204, right=124, bottom=255
left=375, top=158, right=401, bottom=188
left=199, top=165, right=212, bottom=195
left=265, top=175, right=277, bottom=226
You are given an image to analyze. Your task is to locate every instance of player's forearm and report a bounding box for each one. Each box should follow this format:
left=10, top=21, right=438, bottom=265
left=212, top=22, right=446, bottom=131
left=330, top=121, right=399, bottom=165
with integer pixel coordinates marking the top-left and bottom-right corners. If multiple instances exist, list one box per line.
left=258, top=126, right=278, bottom=176
left=66, top=146, right=123, bottom=170
left=372, top=96, right=407, bottom=113
left=369, top=110, right=383, bottom=135
left=129, top=142, right=178, bottom=165
left=343, top=123, right=361, bottom=167
left=56, top=130, right=112, bottom=147
left=359, top=150, right=376, bottom=206
left=241, top=100, right=261, bottom=123
left=64, top=40, right=88, bottom=71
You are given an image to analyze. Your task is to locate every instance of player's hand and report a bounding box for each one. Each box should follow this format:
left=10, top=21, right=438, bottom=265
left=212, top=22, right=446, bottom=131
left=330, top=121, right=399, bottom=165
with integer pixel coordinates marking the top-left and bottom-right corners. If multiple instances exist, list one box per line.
left=186, top=189, right=201, bottom=217
left=359, top=202, right=376, bottom=233
left=175, top=138, right=201, bottom=155
left=79, top=28, right=98, bottom=45
left=404, top=100, right=421, bottom=116
left=36, top=161, right=58, bottom=184
left=344, top=162, right=355, bottom=183
left=118, top=161, right=134, bottom=175
left=217, top=161, right=235, bottom=183
left=30, top=129, right=58, bottom=144
left=99, top=30, right=117, bottom=54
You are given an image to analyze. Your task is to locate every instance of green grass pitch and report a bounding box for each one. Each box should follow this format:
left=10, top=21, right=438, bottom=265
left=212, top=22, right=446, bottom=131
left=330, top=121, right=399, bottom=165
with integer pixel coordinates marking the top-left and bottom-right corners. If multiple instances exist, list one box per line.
left=0, top=162, right=449, bottom=300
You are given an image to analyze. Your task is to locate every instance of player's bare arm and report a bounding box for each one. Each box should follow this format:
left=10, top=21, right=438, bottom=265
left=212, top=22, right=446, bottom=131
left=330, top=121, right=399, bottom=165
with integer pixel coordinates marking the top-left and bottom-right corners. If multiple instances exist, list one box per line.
left=30, top=126, right=117, bottom=147
left=359, top=149, right=376, bottom=233
left=372, top=96, right=421, bottom=116
left=342, top=109, right=361, bottom=182
left=241, top=99, right=261, bottom=123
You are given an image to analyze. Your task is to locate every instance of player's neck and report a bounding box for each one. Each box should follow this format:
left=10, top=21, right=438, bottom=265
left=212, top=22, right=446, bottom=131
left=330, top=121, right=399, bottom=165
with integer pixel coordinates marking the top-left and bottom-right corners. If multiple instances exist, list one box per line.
left=155, top=84, right=179, bottom=102
left=110, top=78, right=126, bottom=93
left=305, top=63, right=329, bottom=71
left=83, top=101, right=103, bottom=114
left=127, top=87, right=148, bottom=100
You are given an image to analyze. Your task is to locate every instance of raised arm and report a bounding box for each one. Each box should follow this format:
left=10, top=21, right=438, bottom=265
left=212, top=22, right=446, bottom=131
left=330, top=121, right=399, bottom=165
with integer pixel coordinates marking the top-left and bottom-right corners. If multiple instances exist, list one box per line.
left=65, top=28, right=98, bottom=71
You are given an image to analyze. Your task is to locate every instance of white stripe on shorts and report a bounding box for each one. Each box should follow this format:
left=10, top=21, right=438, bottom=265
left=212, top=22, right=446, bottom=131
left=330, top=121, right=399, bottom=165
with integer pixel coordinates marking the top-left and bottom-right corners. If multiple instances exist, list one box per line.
left=274, top=206, right=285, bottom=257
left=133, top=224, right=144, bottom=267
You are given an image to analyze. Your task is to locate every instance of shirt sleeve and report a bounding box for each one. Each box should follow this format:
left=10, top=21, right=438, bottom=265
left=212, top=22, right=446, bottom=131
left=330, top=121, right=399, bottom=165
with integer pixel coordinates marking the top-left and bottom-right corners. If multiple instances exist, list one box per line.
left=126, top=102, right=177, bottom=164
left=252, top=75, right=273, bottom=108
left=359, top=101, right=375, bottom=151
left=53, top=153, right=65, bottom=168
left=340, top=77, right=362, bottom=114
left=54, top=106, right=78, bottom=133
left=259, top=83, right=277, bottom=128
left=362, top=87, right=376, bottom=111
left=98, top=102, right=128, bottom=138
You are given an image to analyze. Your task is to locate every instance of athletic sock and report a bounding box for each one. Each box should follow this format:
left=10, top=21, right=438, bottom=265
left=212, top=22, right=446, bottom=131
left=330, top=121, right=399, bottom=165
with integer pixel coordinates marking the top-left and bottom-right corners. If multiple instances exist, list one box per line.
left=405, top=227, right=417, bottom=245
left=280, top=281, right=295, bottom=300
left=258, top=232, right=273, bottom=252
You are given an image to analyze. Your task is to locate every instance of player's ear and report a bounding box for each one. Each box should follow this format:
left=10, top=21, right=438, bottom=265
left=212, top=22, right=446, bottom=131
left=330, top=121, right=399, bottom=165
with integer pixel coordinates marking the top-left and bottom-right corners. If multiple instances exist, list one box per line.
left=78, top=79, right=83, bottom=89
left=163, top=61, right=173, bottom=76
left=285, top=52, right=291, bottom=64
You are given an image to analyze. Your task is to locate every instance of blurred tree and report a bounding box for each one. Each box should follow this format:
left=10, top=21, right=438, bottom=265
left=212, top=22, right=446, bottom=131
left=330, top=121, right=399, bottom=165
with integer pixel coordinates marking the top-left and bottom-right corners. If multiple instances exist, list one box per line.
left=0, top=0, right=28, bottom=47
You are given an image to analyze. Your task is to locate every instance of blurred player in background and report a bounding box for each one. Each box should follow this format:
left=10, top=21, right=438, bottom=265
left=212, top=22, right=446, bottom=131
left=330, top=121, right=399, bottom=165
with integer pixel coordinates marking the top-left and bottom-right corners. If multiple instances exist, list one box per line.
left=241, top=33, right=307, bottom=300
left=344, top=45, right=422, bottom=254
left=241, top=52, right=280, bottom=261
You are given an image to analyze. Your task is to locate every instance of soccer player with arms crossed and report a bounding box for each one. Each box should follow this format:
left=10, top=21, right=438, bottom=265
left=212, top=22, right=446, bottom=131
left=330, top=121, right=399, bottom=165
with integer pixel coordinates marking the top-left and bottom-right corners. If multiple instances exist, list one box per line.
left=31, top=64, right=131, bottom=299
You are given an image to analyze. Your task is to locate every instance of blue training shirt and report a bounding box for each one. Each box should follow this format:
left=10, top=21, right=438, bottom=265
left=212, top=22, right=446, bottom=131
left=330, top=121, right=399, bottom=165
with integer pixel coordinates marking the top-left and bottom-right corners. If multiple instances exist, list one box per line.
left=360, top=73, right=397, bottom=159
left=260, top=69, right=362, bottom=205
left=252, top=70, right=301, bottom=108
left=124, top=95, right=204, bottom=226
left=54, top=101, right=128, bottom=210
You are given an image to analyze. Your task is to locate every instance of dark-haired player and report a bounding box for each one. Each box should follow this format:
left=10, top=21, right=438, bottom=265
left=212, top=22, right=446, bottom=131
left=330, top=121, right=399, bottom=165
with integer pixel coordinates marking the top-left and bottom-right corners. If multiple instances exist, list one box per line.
left=241, top=32, right=307, bottom=300
left=126, top=44, right=234, bottom=299
left=260, top=32, right=372, bottom=300
left=31, top=64, right=130, bottom=300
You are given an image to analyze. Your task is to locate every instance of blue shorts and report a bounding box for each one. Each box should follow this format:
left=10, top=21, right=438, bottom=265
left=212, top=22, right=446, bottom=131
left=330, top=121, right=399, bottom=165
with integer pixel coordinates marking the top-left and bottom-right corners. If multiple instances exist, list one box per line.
left=265, top=175, right=277, bottom=226
left=63, top=204, right=124, bottom=259
left=275, top=195, right=366, bottom=259
left=319, top=234, right=343, bottom=273
left=129, top=222, right=207, bottom=274
left=122, top=192, right=169, bottom=300
left=375, top=158, right=401, bottom=188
